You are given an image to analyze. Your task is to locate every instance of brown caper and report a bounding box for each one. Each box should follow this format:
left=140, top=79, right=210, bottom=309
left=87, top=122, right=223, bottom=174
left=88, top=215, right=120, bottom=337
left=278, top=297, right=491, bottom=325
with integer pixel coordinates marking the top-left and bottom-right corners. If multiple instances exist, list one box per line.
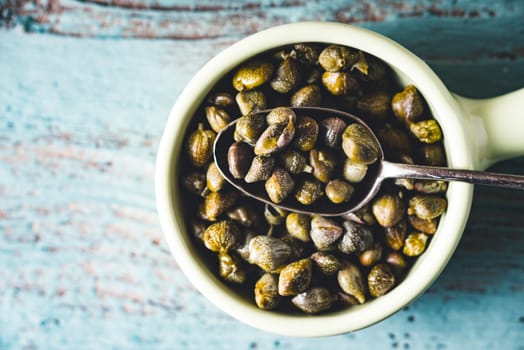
left=342, top=158, right=368, bottom=183
left=292, top=43, right=320, bottom=67
left=357, top=91, right=391, bottom=121
left=270, top=58, right=302, bottom=94
left=337, top=262, right=366, bottom=304
left=294, top=178, right=324, bottom=205
left=359, top=241, right=383, bottom=267
left=342, top=123, right=379, bottom=165
left=236, top=90, right=267, bottom=115
left=207, top=91, right=235, bottom=107
left=408, top=195, right=447, bottom=220
left=227, top=141, right=253, bottom=179
left=186, top=123, right=216, bottom=168
left=182, top=171, right=206, bottom=195
left=244, top=156, right=275, bottom=183
left=227, top=205, right=259, bottom=228
left=291, top=287, right=334, bottom=314
left=342, top=204, right=376, bottom=226
left=391, top=85, right=424, bottom=124
left=403, top=232, right=429, bottom=257
left=205, top=106, right=231, bottom=133
left=293, top=115, right=319, bottom=151
left=206, top=162, right=225, bottom=193
left=234, top=112, right=266, bottom=146
left=320, top=117, right=347, bottom=149
left=290, top=84, right=322, bottom=107
left=362, top=56, right=387, bottom=81
left=322, top=71, right=360, bottom=96
left=218, top=251, right=246, bottom=284
left=376, top=123, right=412, bottom=157
left=409, top=119, right=442, bottom=144
left=338, top=220, right=373, bottom=255
left=368, top=264, right=395, bottom=297
left=279, top=149, right=311, bottom=175
left=413, top=180, right=448, bottom=194
left=372, top=193, right=405, bottom=227
left=408, top=214, right=438, bottom=234
left=419, top=143, right=446, bottom=166
left=384, top=219, right=407, bottom=250
left=265, top=167, right=295, bottom=204
left=203, top=220, right=240, bottom=253
left=204, top=190, right=238, bottom=221
left=247, top=235, right=292, bottom=272
left=285, top=212, right=311, bottom=242
left=318, top=44, right=360, bottom=72
left=310, top=215, right=344, bottom=251
left=254, top=273, right=281, bottom=310
left=264, top=204, right=287, bottom=226
left=325, top=179, right=354, bottom=204
left=232, top=60, right=274, bottom=92
left=309, top=148, right=337, bottom=183
left=254, top=121, right=295, bottom=156
left=278, top=258, right=312, bottom=296
left=190, top=220, right=207, bottom=242
left=310, top=252, right=342, bottom=276
left=385, top=251, right=408, bottom=275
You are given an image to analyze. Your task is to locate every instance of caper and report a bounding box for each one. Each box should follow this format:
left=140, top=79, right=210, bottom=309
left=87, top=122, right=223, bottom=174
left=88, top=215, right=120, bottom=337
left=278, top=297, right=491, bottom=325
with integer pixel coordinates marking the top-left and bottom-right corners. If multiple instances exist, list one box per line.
left=384, top=219, right=407, bottom=250
left=294, top=178, right=324, bottom=205
left=408, top=215, right=437, bottom=234
left=254, top=273, right=281, bottom=310
left=376, top=123, right=412, bottom=157
left=235, top=230, right=257, bottom=261
left=290, top=84, right=322, bottom=107
left=310, top=215, right=344, bottom=251
left=236, top=90, right=267, bottom=115
left=403, top=232, right=429, bottom=257
left=279, top=149, right=311, bottom=175
left=266, top=107, right=296, bottom=125
left=285, top=212, right=311, bottom=242
left=322, top=71, right=360, bottom=96
left=204, top=190, right=238, bottom=221
left=368, top=264, right=395, bottom=297
left=206, top=162, right=225, bottom=192
left=280, top=234, right=308, bottom=262
left=205, top=106, right=231, bottom=133
left=310, top=252, right=342, bottom=276
left=232, top=60, right=274, bottom=91
left=342, top=158, right=368, bottom=183
left=342, top=204, right=376, bottom=226
left=305, top=68, right=322, bottom=84
left=244, top=156, right=275, bottom=183
left=408, top=195, right=447, bottom=220
left=391, top=85, right=424, bottom=124
left=359, top=241, right=383, bottom=267
left=293, top=115, right=319, bottom=151
left=182, top=171, right=206, bottom=195
left=409, top=119, right=442, bottom=144
left=218, top=251, right=246, bottom=284
left=325, top=179, right=354, bottom=204
left=234, top=112, right=266, bottom=146
left=419, top=143, right=446, bottom=166
left=394, top=178, right=415, bottom=191
left=265, top=167, right=295, bottom=204
left=357, top=91, right=391, bottom=121
left=227, top=204, right=259, bottom=228
left=309, top=148, right=337, bottom=183
left=413, top=180, right=448, bottom=194
left=320, top=117, right=347, bottom=149
left=186, top=123, right=216, bottom=168
left=292, top=43, right=320, bottom=67
left=228, top=141, right=253, bottom=179
left=351, top=51, right=368, bottom=75
left=362, top=56, right=387, bottom=81
left=385, top=251, right=408, bottom=275
left=203, top=220, right=240, bottom=253
left=342, top=123, right=379, bottom=165
left=338, top=220, right=373, bottom=255
left=337, top=262, right=366, bottom=304
left=270, top=58, right=302, bottom=94
left=291, top=287, right=334, bottom=314
left=247, top=235, right=292, bottom=272
left=318, top=44, right=360, bottom=72
left=190, top=220, right=207, bottom=242
left=254, top=121, right=295, bottom=156
left=264, top=204, right=287, bottom=226
left=372, top=193, right=405, bottom=227
left=207, top=91, right=235, bottom=107
left=278, top=258, right=312, bottom=296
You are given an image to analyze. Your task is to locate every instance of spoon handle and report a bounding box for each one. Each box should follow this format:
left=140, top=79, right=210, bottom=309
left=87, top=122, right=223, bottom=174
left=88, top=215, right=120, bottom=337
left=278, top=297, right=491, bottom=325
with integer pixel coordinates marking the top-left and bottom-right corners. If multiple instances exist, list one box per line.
left=381, top=161, right=524, bottom=190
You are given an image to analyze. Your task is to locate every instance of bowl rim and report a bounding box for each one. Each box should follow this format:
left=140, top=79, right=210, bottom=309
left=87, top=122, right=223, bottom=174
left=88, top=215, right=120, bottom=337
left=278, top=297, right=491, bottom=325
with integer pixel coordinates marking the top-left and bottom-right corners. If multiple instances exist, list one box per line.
left=155, top=21, right=473, bottom=336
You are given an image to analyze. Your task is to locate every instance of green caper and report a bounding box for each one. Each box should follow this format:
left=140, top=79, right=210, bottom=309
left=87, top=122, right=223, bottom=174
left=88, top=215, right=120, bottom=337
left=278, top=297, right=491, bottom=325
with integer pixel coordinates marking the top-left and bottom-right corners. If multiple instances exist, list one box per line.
left=325, top=179, right=354, bottom=204
left=419, top=143, right=446, bottom=166
left=391, top=85, right=424, bottom=124
left=409, top=119, right=442, bottom=144
left=254, top=273, right=281, bottom=310
left=408, top=214, right=438, bottom=234
left=403, top=232, right=429, bottom=256
left=232, top=60, right=274, bottom=91
left=290, top=84, right=322, bottom=107
left=338, top=220, right=373, bottom=255
left=368, top=264, right=395, bottom=297
left=318, top=44, right=360, bottom=72
left=204, top=190, right=238, bottom=221
left=265, top=167, right=295, bottom=204
left=407, top=195, right=447, bottom=220
left=384, top=219, right=407, bottom=250
left=264, top=204, right=287, bottom=226
left=244, top=156, right=275, bottom=183
left=413, top=180, right=448, bottom=194
left=293, top=115, right=319, bottom=151
left=337, top=262, right=366, bottom=304
left=280, top=150, right=310, bottom=177
left=310, top=252, right=342, bottom=276
left=309, top=148, right=337, bottom=183
left=227, top=204, right=259, bottom=228
left=291, top=43, right=320, bottom=67
left=310, top=215, right=343, bottom=251
left=218, top=251, right=246, bottom=284
left=203, top=220, right=240, bottom=253
left=236, top=90, right=267, bottom=115
left=234, top=112, right=266, bottom=146
left=322, top=71, right=360, bottom=96
left=356, top=91, right=391, bottom=121
left=248, top=235, right=292, bottom=272
left=342, top=158, right=368, bottom=183
left=205, top=106, right=231, bottom=133
left=285, top=212, right=311, bottom=242
left=266, top=107, right=296, bottom=125
left=291, top=287, right=334, bottom=314
left=228, top=141, right=253, bottom=179
left=371, top=193, right=405, bottom=227
left=394, top=178, right=415, bottom=191
left=294, top=178, right=324, bottom=205
left=320, top=117, right=347, bottom=149
left=270, top=58, right=302, bottom=93
left=254, top=121, right=295, bottom=156
left=359, top=241, right=383, bottom=267
left=186, top=123, right=216, bottom=168
left=182, top=170, right=206, bottom=195
left=342, top=123, right=379, bottom=165
left=278, top=258, right=312, bottom=296
left=206, top=162, right=225, bottom=192
left=207, top=91, right=235, bottom=107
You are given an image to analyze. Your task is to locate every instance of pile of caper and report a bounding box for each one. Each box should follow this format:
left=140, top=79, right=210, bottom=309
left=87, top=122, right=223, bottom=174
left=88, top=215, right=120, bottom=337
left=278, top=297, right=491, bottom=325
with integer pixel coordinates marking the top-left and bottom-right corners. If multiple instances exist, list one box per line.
left=181, top=43, right=448, bottom=314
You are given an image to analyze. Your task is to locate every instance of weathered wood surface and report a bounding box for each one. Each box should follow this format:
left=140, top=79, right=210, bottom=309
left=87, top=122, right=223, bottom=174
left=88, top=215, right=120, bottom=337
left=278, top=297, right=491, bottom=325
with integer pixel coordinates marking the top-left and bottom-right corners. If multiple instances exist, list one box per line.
left=1, top=1, right=524, bottom=349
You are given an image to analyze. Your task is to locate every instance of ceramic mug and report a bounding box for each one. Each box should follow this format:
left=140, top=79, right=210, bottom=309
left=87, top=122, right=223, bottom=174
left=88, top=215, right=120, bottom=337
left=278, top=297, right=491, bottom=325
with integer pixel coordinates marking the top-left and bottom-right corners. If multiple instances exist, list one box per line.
left=155, top=22, right=524, bottom=336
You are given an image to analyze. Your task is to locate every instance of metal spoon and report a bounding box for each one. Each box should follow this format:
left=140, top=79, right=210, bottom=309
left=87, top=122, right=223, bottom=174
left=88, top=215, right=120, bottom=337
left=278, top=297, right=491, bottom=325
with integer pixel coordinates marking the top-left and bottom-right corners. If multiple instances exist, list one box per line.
left=213, top=107, right=524, bottom=216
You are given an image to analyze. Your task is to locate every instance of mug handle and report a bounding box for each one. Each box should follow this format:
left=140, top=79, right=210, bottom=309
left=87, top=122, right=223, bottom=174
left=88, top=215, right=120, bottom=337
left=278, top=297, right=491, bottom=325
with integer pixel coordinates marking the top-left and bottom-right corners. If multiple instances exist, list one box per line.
left=454, top=88, right=524, bottom=170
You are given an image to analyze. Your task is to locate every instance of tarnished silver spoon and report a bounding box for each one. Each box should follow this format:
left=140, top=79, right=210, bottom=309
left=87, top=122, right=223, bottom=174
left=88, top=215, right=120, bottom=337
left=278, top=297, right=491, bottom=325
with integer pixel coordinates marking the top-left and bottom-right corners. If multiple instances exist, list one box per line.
left=213, top=107, right=524, bottom=216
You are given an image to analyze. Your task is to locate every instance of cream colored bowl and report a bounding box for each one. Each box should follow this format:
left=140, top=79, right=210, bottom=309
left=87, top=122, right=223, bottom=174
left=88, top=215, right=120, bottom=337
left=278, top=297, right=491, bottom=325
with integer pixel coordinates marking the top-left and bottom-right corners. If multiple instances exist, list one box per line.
left=155, top=22, right=524, bottom=336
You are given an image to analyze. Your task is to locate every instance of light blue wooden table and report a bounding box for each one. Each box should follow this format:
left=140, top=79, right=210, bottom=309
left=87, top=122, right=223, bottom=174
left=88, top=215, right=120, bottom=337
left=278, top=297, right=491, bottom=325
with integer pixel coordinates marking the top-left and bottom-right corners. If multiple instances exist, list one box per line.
left=1, top=1, right=523, bottom=349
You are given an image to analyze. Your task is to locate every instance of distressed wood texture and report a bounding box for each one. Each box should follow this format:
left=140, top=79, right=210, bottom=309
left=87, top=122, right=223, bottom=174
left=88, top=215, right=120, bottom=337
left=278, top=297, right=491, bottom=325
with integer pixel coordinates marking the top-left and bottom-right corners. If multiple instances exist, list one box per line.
left=1, top=1, right=524, bottom=349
